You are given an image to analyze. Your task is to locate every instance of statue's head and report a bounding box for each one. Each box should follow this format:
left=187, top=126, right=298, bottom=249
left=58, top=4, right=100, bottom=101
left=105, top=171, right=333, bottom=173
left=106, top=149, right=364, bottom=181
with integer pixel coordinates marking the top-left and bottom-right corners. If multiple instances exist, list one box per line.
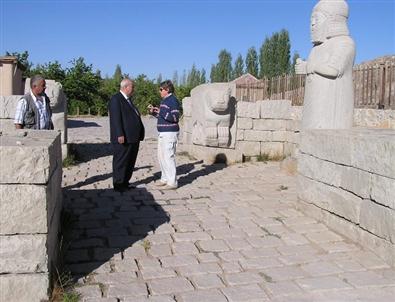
left=311, top=0, right=349, bottom=44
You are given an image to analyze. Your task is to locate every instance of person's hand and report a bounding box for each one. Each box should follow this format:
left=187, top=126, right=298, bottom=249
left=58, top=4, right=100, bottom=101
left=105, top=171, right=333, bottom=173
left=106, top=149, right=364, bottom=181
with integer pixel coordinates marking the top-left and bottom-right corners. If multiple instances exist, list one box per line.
left=148, top=104, right=159, bottom=114
left=117, top=136, right=125, bottom=144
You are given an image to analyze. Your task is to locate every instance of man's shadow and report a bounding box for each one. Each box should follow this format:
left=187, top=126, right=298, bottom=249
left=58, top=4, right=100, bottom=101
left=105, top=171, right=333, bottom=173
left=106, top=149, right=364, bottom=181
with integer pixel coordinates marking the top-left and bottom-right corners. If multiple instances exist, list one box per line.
left=68, top=120, right=102, bottom=128
left=62, top=187, right=169, bottom=280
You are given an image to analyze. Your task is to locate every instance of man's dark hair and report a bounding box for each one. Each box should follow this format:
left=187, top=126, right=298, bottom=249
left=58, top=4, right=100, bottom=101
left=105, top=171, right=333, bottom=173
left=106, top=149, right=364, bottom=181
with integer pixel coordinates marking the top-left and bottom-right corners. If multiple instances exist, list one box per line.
left=160, top=80, right=175, bottom=94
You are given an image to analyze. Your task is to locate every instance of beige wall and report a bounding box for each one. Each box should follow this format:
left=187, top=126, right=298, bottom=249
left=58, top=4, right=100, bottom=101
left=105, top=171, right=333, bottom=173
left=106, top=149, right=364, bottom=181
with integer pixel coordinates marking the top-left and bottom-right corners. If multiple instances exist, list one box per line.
left=0, top=56, right=24, bottom=96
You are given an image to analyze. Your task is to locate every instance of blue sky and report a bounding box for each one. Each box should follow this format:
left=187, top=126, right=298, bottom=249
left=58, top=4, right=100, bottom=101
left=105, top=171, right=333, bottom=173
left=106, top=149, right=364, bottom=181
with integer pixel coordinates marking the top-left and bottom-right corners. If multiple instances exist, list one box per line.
left=1, top=0, right=394, bottom=80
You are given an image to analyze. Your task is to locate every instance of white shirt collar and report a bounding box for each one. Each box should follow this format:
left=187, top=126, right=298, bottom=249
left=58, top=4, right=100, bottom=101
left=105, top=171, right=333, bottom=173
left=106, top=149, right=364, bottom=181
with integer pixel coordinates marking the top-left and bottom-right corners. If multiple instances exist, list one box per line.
left=30, top=90, right=43, bottom=102
left=120, top=90, right=129, bottom=100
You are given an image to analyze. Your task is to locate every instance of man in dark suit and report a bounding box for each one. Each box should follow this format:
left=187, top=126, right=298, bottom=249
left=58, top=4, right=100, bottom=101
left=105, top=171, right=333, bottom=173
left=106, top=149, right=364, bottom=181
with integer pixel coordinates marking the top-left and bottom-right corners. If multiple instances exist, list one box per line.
left=109, top=78, right=145, bottom=192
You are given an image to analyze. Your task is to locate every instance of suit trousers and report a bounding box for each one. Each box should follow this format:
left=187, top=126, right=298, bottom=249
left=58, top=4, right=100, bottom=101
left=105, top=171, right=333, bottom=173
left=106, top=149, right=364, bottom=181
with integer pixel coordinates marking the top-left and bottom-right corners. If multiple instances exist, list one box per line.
left=112, top=142, right=140, bottom=188
left=158, top=132, right=178, bottom=187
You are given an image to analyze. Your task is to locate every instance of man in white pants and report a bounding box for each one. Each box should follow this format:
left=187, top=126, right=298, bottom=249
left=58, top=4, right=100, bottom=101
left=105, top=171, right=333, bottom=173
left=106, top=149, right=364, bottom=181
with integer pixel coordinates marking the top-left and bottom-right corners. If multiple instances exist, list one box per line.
left=148, top=80, right=180, bottom=190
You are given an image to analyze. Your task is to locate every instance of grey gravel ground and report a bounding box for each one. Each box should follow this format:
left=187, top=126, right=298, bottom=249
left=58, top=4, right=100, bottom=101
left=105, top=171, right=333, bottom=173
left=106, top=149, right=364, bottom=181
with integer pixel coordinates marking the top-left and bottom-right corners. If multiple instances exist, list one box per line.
left=62, top=117, right=395, bottom=302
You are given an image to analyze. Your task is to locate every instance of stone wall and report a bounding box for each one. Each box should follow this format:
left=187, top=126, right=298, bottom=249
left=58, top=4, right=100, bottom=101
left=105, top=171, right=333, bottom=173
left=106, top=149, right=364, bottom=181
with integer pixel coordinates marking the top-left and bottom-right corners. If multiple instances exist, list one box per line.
left=0, top=130, right=63, bottom=302
left=297, top=129, right=395, bottom=266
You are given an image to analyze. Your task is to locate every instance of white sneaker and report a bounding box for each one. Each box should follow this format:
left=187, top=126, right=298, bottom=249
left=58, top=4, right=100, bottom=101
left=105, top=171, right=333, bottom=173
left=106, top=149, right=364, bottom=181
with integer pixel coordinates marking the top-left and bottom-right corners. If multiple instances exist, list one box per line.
left=155, top=180, right=167, bottom=187
left=162, top=184, right=178, bottom=190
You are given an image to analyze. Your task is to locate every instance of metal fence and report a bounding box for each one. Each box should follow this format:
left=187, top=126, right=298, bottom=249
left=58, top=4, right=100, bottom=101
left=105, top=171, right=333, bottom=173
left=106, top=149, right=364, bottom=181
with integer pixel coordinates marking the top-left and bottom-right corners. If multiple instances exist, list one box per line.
left=236, top=60, right=395, bottom=109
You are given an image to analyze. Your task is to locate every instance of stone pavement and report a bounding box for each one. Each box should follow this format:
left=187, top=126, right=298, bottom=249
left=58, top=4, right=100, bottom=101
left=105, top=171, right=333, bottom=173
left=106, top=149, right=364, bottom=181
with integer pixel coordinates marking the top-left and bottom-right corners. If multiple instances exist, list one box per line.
left=62, top=117, right=395, bottom=302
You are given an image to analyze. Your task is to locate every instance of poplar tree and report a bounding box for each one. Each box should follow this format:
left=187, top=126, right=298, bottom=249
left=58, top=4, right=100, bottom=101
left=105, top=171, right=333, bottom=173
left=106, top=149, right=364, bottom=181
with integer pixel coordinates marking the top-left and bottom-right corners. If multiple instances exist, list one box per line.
left=233, top=54, right=244, bottom=79
left=245, top=47, right=259, bottom=77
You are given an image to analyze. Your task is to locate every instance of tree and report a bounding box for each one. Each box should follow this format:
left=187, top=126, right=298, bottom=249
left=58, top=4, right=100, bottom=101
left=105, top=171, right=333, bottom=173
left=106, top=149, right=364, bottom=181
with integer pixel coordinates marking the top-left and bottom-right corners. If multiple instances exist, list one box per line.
left=210, top=64, right=218, bottom=83
left=216, top=49, right=232, bottom=82
left=187, top=64, right=201, bottom=88
left=172, top=71, right=179, bottom=86
left=259, top=29, right=291, bottom=78
left=246, top=47, right=259, bottom=77
left=62, top=57, right=101, bottom=115
left=113, top=64, right=123, bottom=83
left=156, top=73, right=163, bottom=84
left=132, top=74, right=160, bottom=115
left=233, top=53, right=244, bottom=79
left=5, top=50, right=32, bottom=77
left=30, top=61, right=66, bottom=82
left=200, top=68, right=206, bottom=84
left=291, top=51, right=300, bottom=74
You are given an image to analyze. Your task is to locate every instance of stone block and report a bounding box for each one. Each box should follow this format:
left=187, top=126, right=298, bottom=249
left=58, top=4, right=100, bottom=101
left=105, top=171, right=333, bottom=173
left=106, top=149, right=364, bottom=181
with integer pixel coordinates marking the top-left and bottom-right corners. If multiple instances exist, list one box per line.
left=359, top=200, right=395, bottom=243
left=0, top=273, right=49, bottom=302
left=272, top=130, right=287, bottom=142
left=286, top=131, right=300, bottom=144
left=290, top=106, right=303, bottom=120
left=0, top=131, right=61, bottom=184
left=244, top=130, right=272, bottom=142
left=185, top=144, right=241, bottom=164
left=236, top=129, right=244, bottom=141
left=300, top=129, right=395, bottom=178
left=284, top=143, right=298, bottom=157
left=261, top=142, right=284, bottom=158
left=236, top=141, right=260, bottom=157
left=370, top=174, right=395, bottom=209
left=353, top=109, right=395, bottom=129
left=287, top=120, right=301, bottom=131
left=52, top=112, right=67, bottom=144
left=253, top=119, right=287, bottom=131
left=237, top=102, right=260, bottom=118
left=0, top=95, right=21, bottom=119
left=260, top=100, right=291, bottom=119
left=340, top=167, right=371, bottom=199
left=298, top=175, right=362, bottom=224
left=0, top=235, right=48, bottom=273
left=182, top=97, right=192, bottom=117
left=237, top=117, right=253, bottom=129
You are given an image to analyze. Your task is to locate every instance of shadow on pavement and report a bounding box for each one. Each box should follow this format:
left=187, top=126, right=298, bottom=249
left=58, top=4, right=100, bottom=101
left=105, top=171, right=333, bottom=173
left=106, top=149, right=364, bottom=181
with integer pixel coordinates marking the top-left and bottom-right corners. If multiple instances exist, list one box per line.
left=70, top=143, right=112, bottom=162
left=68, top=119, right=102, bottom=128
left=62, top=187, right=169, bottom=281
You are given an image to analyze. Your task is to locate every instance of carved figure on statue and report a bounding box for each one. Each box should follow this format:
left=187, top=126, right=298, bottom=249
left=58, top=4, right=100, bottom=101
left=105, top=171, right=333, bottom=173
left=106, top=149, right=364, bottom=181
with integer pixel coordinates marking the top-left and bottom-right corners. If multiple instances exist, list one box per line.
left=296, top=0, right=355, bottom=129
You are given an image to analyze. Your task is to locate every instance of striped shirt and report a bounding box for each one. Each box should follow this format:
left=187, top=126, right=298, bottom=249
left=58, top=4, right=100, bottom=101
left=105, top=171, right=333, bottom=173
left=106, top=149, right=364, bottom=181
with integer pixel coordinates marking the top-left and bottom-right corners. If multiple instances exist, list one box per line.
left=14, top=91, right=51, bottom=129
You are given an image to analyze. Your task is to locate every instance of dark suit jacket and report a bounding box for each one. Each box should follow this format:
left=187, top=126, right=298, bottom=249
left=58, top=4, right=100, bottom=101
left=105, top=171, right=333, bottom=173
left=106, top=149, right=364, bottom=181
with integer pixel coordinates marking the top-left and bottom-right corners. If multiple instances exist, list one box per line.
left=108, top=92, right=145, bottom=144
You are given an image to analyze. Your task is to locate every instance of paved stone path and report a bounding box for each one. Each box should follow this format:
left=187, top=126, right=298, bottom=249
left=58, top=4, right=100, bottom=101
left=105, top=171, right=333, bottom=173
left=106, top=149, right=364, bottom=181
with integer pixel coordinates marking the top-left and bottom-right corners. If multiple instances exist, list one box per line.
left=63, top=117, right=395, bottom=302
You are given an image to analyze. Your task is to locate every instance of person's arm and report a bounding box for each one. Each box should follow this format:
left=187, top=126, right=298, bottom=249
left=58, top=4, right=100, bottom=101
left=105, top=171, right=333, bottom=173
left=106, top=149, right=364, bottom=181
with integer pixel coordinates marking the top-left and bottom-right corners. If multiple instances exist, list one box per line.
left=14, top=99, right=27, bottom=129
left=109, top=96, right=125, bottom=143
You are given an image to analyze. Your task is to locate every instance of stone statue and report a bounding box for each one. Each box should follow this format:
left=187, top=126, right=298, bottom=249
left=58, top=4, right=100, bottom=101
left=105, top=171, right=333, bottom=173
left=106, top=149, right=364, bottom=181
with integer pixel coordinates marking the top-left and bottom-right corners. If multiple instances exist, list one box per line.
left=190, top=83, right=236, bottom=147
left=296, top=0, right=355, bottom=129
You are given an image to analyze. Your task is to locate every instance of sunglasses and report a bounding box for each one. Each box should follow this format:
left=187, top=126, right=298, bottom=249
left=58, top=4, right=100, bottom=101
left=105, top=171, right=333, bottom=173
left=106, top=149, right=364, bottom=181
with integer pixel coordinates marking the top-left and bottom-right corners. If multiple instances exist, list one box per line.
left=159, top=87, right=166, bottom=92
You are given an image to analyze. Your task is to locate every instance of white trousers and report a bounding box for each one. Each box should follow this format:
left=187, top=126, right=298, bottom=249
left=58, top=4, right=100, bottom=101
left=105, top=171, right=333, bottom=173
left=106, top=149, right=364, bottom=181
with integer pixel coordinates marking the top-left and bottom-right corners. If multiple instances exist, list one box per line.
left=158, top=132, right=178, bottom=186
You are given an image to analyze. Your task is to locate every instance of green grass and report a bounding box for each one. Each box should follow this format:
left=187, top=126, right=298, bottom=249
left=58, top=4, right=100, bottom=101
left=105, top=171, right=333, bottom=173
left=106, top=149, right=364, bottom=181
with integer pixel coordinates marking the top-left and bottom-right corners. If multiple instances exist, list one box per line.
left=62, top=154, right=77, bottom=168
left=62, top=291, right=80, bottom=302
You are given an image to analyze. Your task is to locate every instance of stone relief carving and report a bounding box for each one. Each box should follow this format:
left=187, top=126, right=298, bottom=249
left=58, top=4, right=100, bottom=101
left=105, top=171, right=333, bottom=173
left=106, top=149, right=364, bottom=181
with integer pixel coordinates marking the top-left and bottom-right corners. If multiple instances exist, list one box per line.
left=296, top=0, right=355, bottom=129
left=190, top=83, right=236, bottom=148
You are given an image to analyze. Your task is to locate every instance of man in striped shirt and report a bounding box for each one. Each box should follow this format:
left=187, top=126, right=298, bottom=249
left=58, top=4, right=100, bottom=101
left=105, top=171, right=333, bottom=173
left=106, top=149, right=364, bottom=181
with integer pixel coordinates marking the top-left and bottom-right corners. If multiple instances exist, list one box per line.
left=14, top=75, right=53, bottom=130
left=148, top=80, right=180, bottom=190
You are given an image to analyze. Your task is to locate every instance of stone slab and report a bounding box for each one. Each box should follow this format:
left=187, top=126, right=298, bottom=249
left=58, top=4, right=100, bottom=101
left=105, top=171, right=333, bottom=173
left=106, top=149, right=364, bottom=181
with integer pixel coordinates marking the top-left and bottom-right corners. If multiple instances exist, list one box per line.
left=260, top=100, right=291, bottom=119
left=0, top=273, right=49, bottom=302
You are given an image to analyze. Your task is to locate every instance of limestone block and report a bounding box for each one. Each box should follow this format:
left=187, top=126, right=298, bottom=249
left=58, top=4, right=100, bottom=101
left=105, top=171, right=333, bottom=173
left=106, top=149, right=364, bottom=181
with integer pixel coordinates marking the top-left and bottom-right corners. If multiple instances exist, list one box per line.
left=182, top=117, right=193, bottom=134
left=284, top=143, right=298, bottom=157
left=237, top=102, right=260, bottom=118
left=182, top=131, right=192, bottom=145
left=0, top=235, right=48, bottom=273
left=0, top=131, right=61, bottom=184
left=272, top=131, right=287, bottom=142
left=0, top=95, right=21, bottom=119
left=0, top=273, right=49, bottom=302
left=236, top=129, right=244, bottom=141
left=300, top=130, right=353, bottom=166
left=52, top=112, right=67, bottom=144
left=186, top=144, right=241, bottom=164
left=0, top=185, right=47, bottom=234
left=260, top=100, right=291, bottom=119
left=340, top=167, right=371, bottom=199
left=286, top=131, right=300, bottom=144
left=182, top=97, right=192, bottom=117
left=353, top=109, right=395, bottom=129
left=238, top=117, right=253, bottom=129
left=286, top=120, right=301, bottom=132
left=298, top=153, right=342, bottom=187
left=253, top=119, right=287, bottom=131
left=244, top=130, right=272, bottom=142
left=350, top=129, right=395, bottom=178
left=298, top=175, right=362, bottom=224
left=370, top=174, right=395, bottom=209
left=236, top=141, right=260, bottom=157
left=359, top=200, right=395, bottom=243
left=261, top=142, right=284, bottom=158
left=290, top=106, right=303, bottom=121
